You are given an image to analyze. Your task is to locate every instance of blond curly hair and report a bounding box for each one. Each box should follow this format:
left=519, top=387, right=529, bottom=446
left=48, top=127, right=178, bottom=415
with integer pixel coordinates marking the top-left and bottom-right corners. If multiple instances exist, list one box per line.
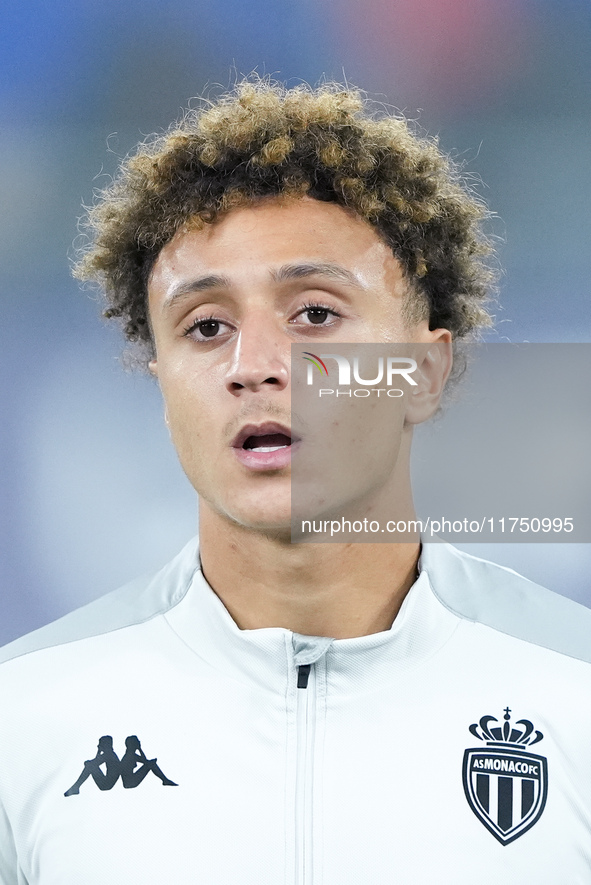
left=75, top=79, right=495, bottom=361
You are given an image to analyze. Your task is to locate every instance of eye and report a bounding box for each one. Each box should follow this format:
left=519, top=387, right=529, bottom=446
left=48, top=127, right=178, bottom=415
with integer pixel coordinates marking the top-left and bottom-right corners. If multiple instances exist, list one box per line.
left=293, top=303, right=342, bottom=327
left=182, top=315, right=233, bottom=341
left=305, top=307, right=330, bottom=324
left=197, top=319, right=221, bottom=338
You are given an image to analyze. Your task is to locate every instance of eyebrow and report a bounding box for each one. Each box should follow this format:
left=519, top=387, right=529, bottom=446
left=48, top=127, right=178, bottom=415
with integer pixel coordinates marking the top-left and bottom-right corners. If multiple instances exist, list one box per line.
left=270, top=262, right=363, bottom=288
left=161, top=262, right=363, bottom=313
left=162, top=274, right=232, bottom=311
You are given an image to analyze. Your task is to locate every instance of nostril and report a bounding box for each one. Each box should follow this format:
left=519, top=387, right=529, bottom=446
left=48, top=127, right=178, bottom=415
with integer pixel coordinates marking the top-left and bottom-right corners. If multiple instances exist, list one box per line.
left=227, top=376, right=282, bottom=393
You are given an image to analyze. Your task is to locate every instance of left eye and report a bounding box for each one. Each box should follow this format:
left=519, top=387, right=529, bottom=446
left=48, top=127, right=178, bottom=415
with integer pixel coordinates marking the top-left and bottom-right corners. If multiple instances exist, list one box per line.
left=305, top=308, right=329, bottom=324
left=295, top=305, right=340, bottom=326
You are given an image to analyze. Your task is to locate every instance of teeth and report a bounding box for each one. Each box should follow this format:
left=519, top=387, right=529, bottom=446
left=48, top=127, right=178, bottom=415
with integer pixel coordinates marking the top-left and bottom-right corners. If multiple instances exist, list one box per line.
left=251, top=445, right=287, bottom=453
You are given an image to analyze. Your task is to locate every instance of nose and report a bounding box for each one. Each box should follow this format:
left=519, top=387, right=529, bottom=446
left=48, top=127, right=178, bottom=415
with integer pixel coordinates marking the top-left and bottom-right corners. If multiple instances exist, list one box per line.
left=224, top=316, right=289, bottom=395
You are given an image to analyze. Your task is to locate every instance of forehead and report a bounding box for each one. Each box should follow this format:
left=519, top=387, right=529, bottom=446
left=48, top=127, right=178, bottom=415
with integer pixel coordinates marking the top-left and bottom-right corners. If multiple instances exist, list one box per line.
left=148, top=197, right=406, bottom=297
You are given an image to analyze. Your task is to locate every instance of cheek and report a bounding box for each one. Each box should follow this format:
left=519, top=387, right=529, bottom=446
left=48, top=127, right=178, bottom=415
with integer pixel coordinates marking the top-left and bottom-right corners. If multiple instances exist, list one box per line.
left=159, top=371, right=216, bottom=453
left=160, top=355, right=219, bottom=410
left=163, top=392, right=217, bottom=497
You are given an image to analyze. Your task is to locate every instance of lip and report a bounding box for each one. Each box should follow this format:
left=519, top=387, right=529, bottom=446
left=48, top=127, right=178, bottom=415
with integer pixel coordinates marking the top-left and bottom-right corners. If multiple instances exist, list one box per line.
left=231, top=421, right=301, bottom=472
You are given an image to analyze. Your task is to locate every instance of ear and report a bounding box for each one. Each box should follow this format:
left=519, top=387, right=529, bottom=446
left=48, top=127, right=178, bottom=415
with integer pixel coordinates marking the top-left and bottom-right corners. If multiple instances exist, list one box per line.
left=404, top=340, right=453, bottom=425
left=147, top=360, right=170, bottom=430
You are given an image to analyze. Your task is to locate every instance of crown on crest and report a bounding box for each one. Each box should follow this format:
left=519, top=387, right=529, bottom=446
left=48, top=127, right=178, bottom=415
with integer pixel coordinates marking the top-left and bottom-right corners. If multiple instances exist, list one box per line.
left=469, top=707, right=544, bottom=747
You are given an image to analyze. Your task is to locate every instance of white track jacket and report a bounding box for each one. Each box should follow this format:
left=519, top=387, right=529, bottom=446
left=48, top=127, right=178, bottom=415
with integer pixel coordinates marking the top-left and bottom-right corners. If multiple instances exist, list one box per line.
left=0, top=539, right=590, bottom=883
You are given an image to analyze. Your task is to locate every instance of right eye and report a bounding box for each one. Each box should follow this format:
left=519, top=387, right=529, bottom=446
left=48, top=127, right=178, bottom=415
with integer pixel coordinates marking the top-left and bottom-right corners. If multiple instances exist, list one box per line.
left=182, top=316, right=233, bottom=342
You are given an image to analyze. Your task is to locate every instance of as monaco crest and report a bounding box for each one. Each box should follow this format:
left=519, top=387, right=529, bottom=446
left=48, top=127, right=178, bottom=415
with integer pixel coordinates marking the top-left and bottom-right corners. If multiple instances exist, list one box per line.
left=462, top=707, right=548, bottom=845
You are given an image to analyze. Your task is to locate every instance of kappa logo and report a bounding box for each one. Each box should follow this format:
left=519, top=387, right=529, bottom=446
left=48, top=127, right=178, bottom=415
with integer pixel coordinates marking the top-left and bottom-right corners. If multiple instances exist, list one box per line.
left=64, top=735, right=177, bottom=796
left=462, top=707, right=548, bottom=845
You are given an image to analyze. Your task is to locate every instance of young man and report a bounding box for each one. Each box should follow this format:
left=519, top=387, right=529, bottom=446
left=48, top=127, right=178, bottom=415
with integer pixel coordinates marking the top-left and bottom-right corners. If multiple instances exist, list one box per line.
left=0, top=81, right=590, bottom=883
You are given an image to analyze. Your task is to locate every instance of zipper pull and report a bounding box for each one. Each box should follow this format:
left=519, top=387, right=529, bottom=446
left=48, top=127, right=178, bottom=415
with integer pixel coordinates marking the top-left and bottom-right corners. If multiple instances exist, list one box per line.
left=297, top=663, right=311, bottom=689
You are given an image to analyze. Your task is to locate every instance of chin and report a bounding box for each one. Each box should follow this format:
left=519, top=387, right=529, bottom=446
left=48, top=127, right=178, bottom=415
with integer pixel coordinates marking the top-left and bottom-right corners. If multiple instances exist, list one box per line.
left=222, top=492, right=293, bottom=536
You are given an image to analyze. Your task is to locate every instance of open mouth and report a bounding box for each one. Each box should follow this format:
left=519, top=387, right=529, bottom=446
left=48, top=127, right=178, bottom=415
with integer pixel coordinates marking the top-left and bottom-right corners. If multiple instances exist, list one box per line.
left=231, top=422, right=299, bottom=470
left=242, top=433, right=292, bottom=453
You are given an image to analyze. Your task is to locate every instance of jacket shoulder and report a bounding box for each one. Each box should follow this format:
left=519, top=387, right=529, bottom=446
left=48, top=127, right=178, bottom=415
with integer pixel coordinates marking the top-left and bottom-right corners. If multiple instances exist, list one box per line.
left=421, top=543, right=591, bottom=664
left=0, top=537, right=199, bottom=666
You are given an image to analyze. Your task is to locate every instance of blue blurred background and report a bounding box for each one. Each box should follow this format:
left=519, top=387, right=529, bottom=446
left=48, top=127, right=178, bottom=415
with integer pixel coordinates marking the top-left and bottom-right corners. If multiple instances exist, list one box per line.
left=1, top=0, right=590, bottom=643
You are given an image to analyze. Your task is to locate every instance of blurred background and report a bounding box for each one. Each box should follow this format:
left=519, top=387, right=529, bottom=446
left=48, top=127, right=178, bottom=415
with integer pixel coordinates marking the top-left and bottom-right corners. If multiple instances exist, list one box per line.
left=1, top=0, right=590, bottom=644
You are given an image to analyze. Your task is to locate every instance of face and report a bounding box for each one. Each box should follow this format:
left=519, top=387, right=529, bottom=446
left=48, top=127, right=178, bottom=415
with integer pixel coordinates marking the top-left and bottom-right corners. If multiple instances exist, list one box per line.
left=147, top=197, right=450, bottom=535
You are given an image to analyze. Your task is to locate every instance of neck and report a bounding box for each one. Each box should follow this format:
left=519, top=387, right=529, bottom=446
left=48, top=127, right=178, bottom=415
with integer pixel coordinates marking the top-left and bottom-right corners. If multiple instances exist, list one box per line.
left=198, top=506, right=420, bottom=640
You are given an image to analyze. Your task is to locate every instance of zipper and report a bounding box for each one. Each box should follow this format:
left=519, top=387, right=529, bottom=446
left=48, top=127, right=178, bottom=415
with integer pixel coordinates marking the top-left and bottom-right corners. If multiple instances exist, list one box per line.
left=297, top=663, right=311, bottom=689
left=295, top=662, right=316, bottom=885
left=291, top=635, right=331, bottom=885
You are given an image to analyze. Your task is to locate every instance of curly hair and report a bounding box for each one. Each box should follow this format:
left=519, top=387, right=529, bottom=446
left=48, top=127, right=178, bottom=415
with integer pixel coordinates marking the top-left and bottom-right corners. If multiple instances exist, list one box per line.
left=74, top=79, right=495, bottom=362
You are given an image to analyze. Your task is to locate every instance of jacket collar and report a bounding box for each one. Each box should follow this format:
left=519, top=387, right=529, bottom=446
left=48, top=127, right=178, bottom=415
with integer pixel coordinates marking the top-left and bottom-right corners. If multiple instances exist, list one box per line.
left=163, top=537, right=459, bottom=694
